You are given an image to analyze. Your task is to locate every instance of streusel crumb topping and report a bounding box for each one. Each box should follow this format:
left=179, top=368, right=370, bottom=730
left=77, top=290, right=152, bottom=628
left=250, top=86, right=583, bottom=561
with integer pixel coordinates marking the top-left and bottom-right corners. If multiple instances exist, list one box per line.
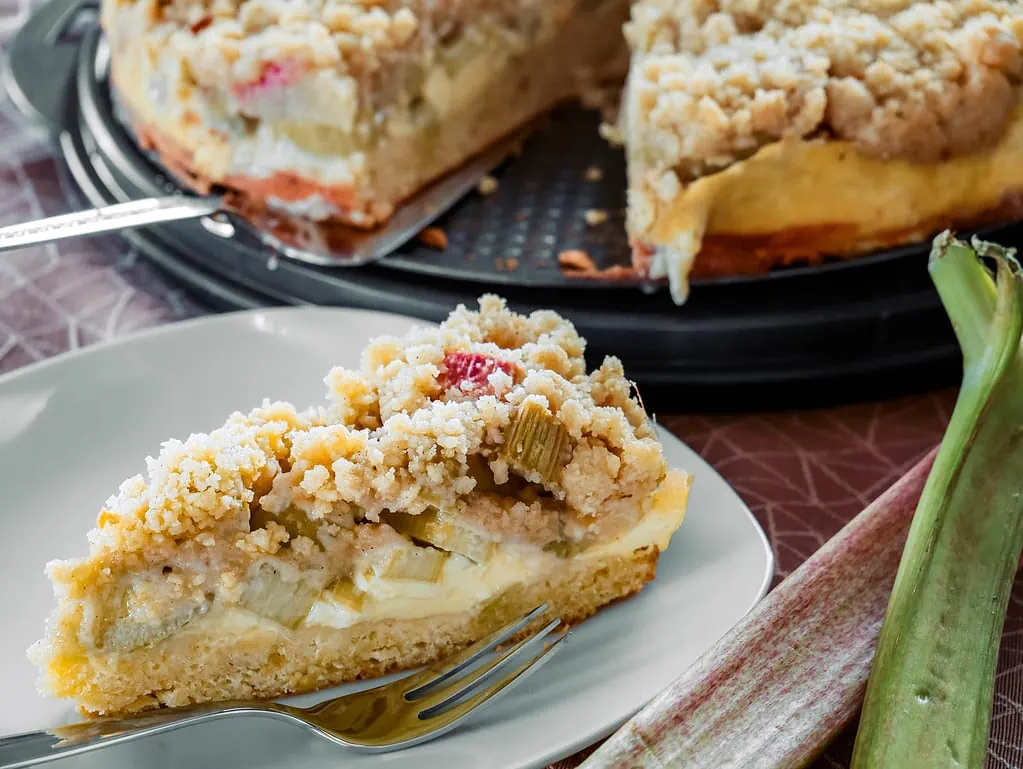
left=113, top=0, right=573, bottom=125
left=81, top=296, right=665, bottom=574
left=624, top=0, right=1023, bottom=178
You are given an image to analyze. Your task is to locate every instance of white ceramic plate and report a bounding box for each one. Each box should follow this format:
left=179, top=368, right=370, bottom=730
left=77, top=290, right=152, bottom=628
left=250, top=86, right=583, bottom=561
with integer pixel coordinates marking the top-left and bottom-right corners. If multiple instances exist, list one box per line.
left=0, top=306, right=773, bottom=769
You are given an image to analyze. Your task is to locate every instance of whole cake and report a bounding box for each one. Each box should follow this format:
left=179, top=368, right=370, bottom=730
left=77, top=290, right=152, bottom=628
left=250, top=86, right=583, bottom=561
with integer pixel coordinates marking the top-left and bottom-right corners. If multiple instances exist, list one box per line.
left=29, top=296, right=690, bottom=716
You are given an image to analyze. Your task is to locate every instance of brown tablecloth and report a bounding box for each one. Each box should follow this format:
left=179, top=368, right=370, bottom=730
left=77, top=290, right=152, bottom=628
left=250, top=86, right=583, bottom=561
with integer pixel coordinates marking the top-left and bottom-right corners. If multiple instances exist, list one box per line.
left=2, top=36, right=1023, bottom=766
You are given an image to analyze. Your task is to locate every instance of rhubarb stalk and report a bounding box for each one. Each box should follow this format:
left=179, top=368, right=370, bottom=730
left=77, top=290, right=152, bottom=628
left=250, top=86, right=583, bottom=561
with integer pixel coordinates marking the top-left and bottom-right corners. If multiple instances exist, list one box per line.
left=578, top=448, right=937, bottom=768
left=850, top=233, right=1023, bottom=768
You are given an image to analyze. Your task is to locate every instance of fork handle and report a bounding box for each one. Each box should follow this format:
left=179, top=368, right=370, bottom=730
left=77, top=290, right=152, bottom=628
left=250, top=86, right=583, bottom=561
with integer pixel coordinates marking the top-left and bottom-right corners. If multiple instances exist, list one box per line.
left=0, top=700, right=280, bottom=768
left=0, top=196, right=223, bottom=253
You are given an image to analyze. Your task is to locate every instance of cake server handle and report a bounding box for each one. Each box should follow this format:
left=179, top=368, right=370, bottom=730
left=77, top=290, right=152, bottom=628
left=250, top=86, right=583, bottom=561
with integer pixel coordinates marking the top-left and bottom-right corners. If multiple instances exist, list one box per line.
left=0, top=196, right=223, bottom=253
left=0, top=700, right=284, bottom=768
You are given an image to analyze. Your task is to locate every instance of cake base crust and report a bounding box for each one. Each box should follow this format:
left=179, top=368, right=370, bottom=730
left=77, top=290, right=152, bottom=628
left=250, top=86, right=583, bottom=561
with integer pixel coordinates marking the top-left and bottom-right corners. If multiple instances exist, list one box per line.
left=40, top=547, right=658, bottom=717
left=631, top=188, right=1023, bottom=280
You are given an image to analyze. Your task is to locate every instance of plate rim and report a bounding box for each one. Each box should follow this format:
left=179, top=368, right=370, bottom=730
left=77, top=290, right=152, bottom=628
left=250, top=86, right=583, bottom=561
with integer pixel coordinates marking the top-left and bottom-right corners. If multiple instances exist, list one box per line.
left=0, top=306, right=417, bottom=388
left=521, top=438, right=774, bottom=767
left=0, top=305, right=775, bottom=768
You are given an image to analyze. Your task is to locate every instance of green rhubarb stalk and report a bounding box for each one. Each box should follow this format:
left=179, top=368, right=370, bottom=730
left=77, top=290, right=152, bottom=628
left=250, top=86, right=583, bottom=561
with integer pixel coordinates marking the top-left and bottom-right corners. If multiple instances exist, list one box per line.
left=577, top=450, right=935, bottom=769
left=851, top=232, right=1023, bottom=768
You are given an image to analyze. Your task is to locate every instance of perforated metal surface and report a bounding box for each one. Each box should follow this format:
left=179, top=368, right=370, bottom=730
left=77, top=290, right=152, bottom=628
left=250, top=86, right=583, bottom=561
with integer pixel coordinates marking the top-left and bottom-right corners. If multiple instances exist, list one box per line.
left=383, top=110, right=636, bottom=286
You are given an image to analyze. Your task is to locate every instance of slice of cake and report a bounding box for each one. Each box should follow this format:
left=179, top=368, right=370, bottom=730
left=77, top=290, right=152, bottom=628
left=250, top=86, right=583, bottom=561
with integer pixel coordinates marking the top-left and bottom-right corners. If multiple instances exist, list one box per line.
left=103, top=0, right=630, bottom=228
left=29, top=296, right=690, bottom=717
left=616, top=0, right=1023, bottom=303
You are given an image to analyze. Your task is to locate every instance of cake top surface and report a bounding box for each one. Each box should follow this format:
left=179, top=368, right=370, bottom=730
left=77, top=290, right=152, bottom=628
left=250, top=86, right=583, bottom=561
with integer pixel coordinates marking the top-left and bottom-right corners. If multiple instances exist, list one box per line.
left=113, top=0, right=561, bottom=94
left=81, top=295, right=664, bottom=566
left=623, top=0, right=1023, bottom=179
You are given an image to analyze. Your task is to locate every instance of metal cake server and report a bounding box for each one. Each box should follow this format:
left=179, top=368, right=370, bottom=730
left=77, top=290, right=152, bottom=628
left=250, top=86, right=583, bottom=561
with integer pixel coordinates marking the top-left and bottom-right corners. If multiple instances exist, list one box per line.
left=0, top=130, right=526, bottom=267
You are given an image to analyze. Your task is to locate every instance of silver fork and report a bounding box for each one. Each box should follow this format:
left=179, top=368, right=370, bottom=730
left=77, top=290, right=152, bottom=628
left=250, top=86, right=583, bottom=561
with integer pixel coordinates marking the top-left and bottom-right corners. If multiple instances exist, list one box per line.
left=0, top=604, right=566, bottom=768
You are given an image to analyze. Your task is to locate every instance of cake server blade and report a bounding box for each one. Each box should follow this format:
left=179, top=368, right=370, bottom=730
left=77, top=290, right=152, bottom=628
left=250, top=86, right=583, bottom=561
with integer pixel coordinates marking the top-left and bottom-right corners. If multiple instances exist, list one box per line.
left=0, top=126, right=529, bottom=267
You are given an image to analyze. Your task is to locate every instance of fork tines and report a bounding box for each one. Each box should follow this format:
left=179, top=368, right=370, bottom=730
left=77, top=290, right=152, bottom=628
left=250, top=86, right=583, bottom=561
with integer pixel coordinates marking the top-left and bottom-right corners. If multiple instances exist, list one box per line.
left=405, top=604, right=568, bottom=727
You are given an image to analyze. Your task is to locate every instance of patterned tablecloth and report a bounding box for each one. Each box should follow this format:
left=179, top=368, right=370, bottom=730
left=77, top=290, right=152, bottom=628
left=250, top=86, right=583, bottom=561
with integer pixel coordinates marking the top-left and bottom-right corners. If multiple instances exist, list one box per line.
left=3, top=11, right=1023, bottom=765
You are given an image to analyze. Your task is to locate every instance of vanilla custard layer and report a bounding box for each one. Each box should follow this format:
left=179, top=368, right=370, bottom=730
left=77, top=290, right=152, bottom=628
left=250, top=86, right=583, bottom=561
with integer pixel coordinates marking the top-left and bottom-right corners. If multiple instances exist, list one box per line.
left=178, top=482, right=689, bottom=638
left=643, top=105, right=1023, bottom=301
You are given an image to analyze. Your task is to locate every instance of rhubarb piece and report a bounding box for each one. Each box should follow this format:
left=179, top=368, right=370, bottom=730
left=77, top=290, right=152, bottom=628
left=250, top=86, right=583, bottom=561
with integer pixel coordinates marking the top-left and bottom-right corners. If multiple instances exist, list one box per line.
left=543, top=540, right=576, bottom=558
left=501, top=401, right=568, bottom=483
left=326, top=579, right=364, bottom=612
left=851, top=234, right=1023, bottom=768
left=383, top=511, right=495, bottom=564
left=440, top=351, right=517, bottom=395
left=238, top=563, right=319, bottom=628
left=466, top=454, right=502, bottom=493
left=249, top=504, right=321, bottom=543
left=465, top=454, right=534, bottom=496
left=381, top=545, right=449, bottom=582
left=233, top=60, right=305, bottom=103
left=102, top=589, right=209, bottom=653
left=580, top=449, right=937, bottom=769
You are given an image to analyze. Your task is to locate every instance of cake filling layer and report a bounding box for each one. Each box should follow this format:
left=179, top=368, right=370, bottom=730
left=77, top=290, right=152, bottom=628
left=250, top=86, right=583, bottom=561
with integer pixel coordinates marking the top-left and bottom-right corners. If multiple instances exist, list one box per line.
left=633, top=105, right=1023, bottom=302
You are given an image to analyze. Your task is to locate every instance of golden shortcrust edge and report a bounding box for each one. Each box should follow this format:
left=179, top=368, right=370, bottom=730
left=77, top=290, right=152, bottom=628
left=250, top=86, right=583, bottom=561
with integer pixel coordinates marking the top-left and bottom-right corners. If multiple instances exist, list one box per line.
left=629, top=104, right=1023, bottom=301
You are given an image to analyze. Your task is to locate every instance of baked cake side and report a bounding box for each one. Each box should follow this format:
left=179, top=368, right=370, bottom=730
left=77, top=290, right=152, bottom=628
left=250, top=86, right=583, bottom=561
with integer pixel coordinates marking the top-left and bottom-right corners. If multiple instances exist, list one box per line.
left=618, top=0, right=1023, bottom=302
left=104, top=0, right=630, bottom=228
left=29, top=295, right=690, bottom=716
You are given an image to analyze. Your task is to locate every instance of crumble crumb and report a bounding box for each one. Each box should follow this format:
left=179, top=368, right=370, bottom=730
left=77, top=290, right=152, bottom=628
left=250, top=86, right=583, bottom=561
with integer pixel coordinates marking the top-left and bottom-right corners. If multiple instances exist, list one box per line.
left=477, top=175, right=499, bottom=196
left=599, top=122, right=625, bottom=146
left=558, top=249, right=598, bottom=272
left=584, top=166, right=604, bottom=182
left=584, top=209, right=609, bottom=226
left=418, top=226, right=448, bottom=250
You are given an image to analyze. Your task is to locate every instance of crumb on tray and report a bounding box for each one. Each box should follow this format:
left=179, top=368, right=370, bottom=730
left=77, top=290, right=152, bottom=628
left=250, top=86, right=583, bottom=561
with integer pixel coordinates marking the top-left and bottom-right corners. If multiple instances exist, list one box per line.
left=418, top=226, right=448, bottom=250
left=494, top=257, right=520, bottom=272
left=558, top=249, right=598, bottom=272
left=477, top=176, right=499, bottom=196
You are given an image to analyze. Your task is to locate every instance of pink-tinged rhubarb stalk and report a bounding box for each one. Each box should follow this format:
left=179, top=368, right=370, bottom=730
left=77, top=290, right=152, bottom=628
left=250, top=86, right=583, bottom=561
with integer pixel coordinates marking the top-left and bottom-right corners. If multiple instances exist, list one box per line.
left=440, top=352, right=519, bottom=395
left=233, top=60, right=305, bottom=102
left=579, top=448, right=938, bottom=769
left=850, top=233, right=1023, bottom=768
